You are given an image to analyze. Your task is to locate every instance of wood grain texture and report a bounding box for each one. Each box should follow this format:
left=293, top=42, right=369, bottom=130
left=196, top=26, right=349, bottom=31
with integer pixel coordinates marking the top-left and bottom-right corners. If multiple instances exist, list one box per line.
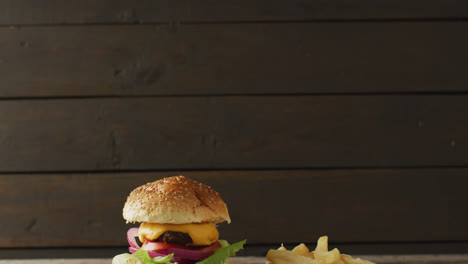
left=0, top=0, right=468, bottom=25
left=0, top=169, right=467, bottom=247
left=1, top=23, right=468, bottom=97
left=0, top=96, right=467, bottom=172
left=1, top=242, right=468, bottom=258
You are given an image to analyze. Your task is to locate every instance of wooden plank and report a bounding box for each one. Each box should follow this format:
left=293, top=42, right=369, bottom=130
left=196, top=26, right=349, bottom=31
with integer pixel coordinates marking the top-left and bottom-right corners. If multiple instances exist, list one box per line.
left=1, top=0, right=468, bottom=25
left=0, top=96, right=467, bottom=171
left=1, top=23, right=468, bottom=97
left=0, top=169, right=466, bottom=248
left=1, top=242, right=468, bottom=258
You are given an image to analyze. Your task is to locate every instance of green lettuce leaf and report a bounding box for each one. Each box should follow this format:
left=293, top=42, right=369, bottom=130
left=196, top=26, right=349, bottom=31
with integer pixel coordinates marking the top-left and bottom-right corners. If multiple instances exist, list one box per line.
left=133, top=250, right=175, bottom=264
left=218, top=240, right=230, bottom=248
left=196, top=239, right=247, bottom=264
left=115, top=240, right=246, bottom=264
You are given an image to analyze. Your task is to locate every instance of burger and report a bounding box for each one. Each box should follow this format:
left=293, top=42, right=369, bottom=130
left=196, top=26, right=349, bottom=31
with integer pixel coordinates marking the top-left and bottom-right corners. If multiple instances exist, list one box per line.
left=113, top=175, right=246, bottom=264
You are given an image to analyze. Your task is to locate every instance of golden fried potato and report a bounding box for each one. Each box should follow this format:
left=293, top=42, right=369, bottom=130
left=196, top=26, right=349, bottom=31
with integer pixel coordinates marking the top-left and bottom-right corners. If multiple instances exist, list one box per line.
left=341, top=254, right=376, bottom=264
left=292, top=243, right=310, bottom=256
left=315, top=248, right=341, bottom=264
left=266, top=236, right=375, bottom=264
left=277, top=244, right=287, bottom=251
left=315, top=236, right=329, bottom=253
left=267, top=249, right=319, bottom=264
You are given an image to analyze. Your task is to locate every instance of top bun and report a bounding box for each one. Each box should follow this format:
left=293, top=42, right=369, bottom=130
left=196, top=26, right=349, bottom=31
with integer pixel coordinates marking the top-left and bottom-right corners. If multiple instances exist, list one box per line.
left=123, top=176, right=231, bottom=224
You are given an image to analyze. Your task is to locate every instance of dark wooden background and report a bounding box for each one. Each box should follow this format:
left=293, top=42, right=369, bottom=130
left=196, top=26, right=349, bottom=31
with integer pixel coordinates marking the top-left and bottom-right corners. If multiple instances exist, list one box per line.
left=0, top=0, right=467, bottom=258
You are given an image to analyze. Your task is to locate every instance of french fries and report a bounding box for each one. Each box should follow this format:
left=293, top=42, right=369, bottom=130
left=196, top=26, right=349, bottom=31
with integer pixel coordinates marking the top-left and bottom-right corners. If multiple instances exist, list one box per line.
left=267, top=249, right=319, bottom=264
left=266, top=236, right=375, bottom=264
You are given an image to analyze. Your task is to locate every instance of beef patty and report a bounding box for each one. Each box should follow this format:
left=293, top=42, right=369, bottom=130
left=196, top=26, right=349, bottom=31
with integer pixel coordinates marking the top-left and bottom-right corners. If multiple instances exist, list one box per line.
left=155, top=231, right=192, bottom=245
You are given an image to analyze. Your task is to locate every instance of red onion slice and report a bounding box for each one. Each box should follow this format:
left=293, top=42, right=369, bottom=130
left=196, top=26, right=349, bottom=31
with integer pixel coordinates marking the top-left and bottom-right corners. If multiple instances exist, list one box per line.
left=156, top=248, right=212, bottom=260
left=127, top=228, right=140, bottom=249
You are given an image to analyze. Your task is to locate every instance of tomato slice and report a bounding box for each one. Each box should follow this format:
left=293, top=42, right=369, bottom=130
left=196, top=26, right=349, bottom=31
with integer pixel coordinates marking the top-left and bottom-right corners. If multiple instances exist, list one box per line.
left=197, top=241, right=222, bottom=252
left=141, top=241, right=191, bottom=252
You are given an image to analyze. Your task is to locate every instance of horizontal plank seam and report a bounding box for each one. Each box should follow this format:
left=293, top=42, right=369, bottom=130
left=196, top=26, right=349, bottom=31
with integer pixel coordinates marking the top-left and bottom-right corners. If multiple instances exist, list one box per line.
left=0, top=165, right=468, bottom=175
left=1, top=91, right=468, bottom=101
left=1, top=240, right=468, bottom=250
left=2, top=17, right=468, bottom=27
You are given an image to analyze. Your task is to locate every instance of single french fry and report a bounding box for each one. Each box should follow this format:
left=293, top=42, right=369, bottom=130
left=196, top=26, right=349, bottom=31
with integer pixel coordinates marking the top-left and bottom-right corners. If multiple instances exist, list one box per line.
left=315, top=248, right=341, bottom=264
left=292, top=243, right=310, bottom=256
left=315, top=236, right=329, bottom=253
left=277, top=243, right=287, bottom=251
left=341, top=254, right=376, bottom=264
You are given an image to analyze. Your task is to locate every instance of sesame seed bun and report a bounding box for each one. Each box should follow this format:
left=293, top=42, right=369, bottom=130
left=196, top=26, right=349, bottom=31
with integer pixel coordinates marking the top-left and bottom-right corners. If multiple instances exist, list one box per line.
left=123, top=175, right=231, bottom=224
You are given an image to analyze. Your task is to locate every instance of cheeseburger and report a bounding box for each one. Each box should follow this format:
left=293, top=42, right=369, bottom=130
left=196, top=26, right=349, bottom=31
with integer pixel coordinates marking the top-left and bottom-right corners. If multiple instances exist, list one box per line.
left=113, top=176, right=246, bottom=264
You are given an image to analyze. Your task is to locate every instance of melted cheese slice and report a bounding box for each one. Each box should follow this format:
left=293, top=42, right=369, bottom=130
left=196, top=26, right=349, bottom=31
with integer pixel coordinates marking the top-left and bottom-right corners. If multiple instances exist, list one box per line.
left=139, top=223, right=219, bottom=246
